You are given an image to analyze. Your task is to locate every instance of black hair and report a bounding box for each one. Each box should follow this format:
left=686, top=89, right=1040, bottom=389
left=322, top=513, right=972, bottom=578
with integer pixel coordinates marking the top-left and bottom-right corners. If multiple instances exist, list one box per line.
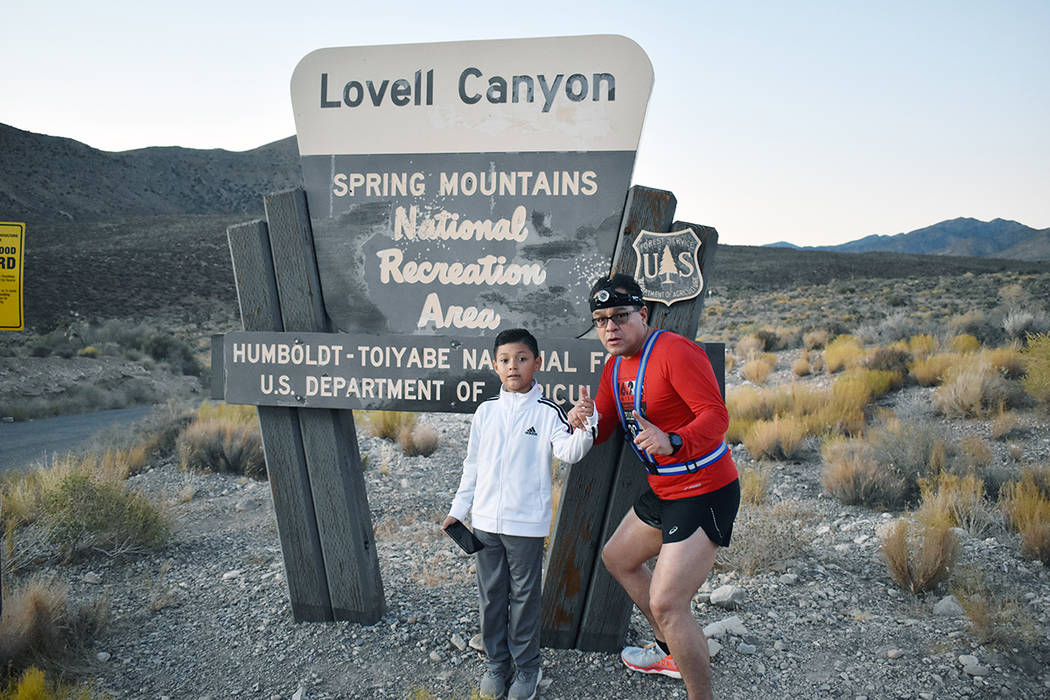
left=493, top=328, right=539, bottom=357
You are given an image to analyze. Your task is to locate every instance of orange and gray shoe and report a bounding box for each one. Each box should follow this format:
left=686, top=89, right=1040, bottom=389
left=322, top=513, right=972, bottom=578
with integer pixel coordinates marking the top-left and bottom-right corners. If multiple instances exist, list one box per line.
left=620, top=642, right=682, bottom=679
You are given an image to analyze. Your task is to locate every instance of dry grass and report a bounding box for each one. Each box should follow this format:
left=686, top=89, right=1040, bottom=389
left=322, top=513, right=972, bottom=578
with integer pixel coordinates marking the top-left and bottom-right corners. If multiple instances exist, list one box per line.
left=906, top=333, right=939, bottom=358
left=1022, top=332, right=1050, bottom=403
left=399, top=423, right=440, bottom=457
left=999, top=471, right=1050, bottom=563
left=917, top=472, right=1000, bottom=538
left=0, top=578, right=108, bottom=678
left=948, top=333, right=980, bottom=353
left=951, top=568, right=1035, bottom=647
left=990, top=408, right=1021, bottom=440
left=803, top=328, right=830, bottom=350
left=0, top=666, right=103, bottom=700
left=716, top=499, right=814, bottom=575
left=359, top=411, right=418, bottom=441
left=822, top=439, right=909, bottom=509
left=740, top=354, right=776, bottom=384
left=933, top=357, right=1013, bottom=417
left=735, top=334, right=765, bottom=360
left=824, top=334, right=865, bottom=373
left=881, top=517, right=959, bottom=595
left=176, top=419, right=265, bottom=479
left=909, top=353, right=956, bottom=386
left=738, top=465, right=769, bottom=506
left=743, top=416, right=805, bottom=460
left=791, top=356, right=811, bottom=377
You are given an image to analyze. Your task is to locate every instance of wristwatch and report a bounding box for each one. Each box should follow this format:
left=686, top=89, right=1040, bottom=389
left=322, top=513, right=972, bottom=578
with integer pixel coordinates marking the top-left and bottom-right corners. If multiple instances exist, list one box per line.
left=668, top=432, right=683, bottom=456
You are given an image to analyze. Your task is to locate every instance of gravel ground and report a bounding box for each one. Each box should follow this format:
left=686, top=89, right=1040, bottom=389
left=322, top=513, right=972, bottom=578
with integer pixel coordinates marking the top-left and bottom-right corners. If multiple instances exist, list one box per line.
left=11, top=373, right=1050, bottom=700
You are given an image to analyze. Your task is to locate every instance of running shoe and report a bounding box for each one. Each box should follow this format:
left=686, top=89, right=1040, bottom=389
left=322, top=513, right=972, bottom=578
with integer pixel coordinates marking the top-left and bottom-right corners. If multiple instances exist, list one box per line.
left=479, top=667, right=511, bottom=699
left=620, top=642, right=682, bottom=679
left=507, top=667, right=542, bottom=700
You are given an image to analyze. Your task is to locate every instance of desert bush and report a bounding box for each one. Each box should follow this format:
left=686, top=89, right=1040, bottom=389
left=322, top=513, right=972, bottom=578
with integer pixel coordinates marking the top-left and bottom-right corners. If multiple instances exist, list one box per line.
left=934, top=358, right=1014, bottom=417
left=990, top=409, right=1020, bottom=440
left=841, top=367, right=904, bottom=399
left=1021, top=332, right=1050, bottom=403
left=948, top=333, right=980, bottom=354
left=75, top=345, right=101, bottom=358
left=738, top=465, right=768, bottom=506
left=999, top=472, right=1050, bottom=563
left=824, top=334, right=864, bottom=373
left=1002, top=309, right=1049, bottom=343
left=907, top=333, right=939, bottom=358
left=958, top=436, right=993, bottom=474
left=791, top=356, right=811, bottom=377
left=40, top=473, right=170, bottom=559
left=360, top=411, right=418, bottom=440
left=981, top=346, right=1027, bottom=380
left=803, top=328, right=830, bottom=350
left=951, top=568, right=1035, bottom=646
left=399, top=423, right=440, bottom=457
left=881, top=517, right=958, bottom=595
left=743, top=416, right=805, bottom=460
left=802, top=376, right=869, bottom=437
left=917, top=472, right=1000, bottom=538
left=196, top=400, right=257, bottom=424
left=863, top=346, right=911, bottom=375
left=0, top=581, right=108, bottom=687
left=740, top=355, right=776, bottom=384
left=856, top=313, right=920, bottom=345
left=177, top=419, right=265, bottom=479
left=0, top=666, right=104, bottom=699
left=949, top=310, right=1002, bottom=346
left=735, top=334, right=764, bottom=360
left=716, top=500, right=814, bottom=575
left=822, top=439, right=910, bottom=509
left=909, top=352, right=955, bottom=386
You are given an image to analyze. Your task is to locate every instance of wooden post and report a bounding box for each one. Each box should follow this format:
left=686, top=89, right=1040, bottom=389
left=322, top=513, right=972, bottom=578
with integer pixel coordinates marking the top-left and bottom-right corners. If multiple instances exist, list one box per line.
left=227, top=219, right=332, bottom=621
left=262, top=189, right=385, bottom=623
left=225, top=189, right=385, bottom=624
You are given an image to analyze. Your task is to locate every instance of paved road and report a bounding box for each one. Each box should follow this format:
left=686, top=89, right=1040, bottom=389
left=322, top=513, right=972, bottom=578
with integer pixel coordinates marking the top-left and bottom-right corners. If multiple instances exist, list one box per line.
left=0, top=405, right=155, bottom=473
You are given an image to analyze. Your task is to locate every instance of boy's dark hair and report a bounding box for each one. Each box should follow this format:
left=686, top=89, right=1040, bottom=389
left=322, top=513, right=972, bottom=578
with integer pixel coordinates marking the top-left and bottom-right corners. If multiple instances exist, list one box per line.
left=493, top=328, right=539, bottom=357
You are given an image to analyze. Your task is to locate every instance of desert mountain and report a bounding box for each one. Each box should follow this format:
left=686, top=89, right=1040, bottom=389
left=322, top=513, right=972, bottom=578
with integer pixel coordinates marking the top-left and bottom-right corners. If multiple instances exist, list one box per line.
left=0, top=123, right=302, bottom=223
left=767, top=218, right=1050, bottom=260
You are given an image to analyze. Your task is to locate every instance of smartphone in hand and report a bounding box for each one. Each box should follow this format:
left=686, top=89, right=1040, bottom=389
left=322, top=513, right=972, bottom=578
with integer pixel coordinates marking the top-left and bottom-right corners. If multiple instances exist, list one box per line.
left=444, top=520, right=484, bottom=554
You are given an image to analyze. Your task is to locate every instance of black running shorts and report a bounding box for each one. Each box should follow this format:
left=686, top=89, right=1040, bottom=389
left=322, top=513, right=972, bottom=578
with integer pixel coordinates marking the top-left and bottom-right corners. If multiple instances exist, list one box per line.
left=633, top=479, right=741, bottom=546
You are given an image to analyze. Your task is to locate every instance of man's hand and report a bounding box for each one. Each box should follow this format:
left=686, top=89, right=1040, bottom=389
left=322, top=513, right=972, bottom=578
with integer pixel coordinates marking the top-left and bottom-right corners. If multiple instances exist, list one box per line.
left=442, top=516, right=459, bottom=530
left=567, top=385, right=594, bottom=430
left=633, top=414, right=672, bottom=456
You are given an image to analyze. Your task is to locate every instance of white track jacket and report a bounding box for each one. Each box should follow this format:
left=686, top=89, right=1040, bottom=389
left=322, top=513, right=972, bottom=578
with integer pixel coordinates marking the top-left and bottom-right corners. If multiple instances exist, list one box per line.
left=449, top=383, right=595, bottom=537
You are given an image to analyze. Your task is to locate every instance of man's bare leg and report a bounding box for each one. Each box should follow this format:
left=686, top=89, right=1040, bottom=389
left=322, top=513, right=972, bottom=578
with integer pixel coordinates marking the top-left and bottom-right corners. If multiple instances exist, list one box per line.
left=648, top=525, right=720, bottom=699
left=601, top=509, right=664, bottom=636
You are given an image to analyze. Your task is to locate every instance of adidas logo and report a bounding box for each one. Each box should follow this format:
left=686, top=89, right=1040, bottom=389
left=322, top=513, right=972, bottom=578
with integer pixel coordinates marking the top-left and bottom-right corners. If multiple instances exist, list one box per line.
left=524, top=426, right=538, bottom=436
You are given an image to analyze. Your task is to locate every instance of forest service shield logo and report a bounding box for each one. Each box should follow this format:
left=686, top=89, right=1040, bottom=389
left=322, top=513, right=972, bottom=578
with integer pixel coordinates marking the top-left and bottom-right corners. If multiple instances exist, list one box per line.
left=631, top=228, right=703, bottom=306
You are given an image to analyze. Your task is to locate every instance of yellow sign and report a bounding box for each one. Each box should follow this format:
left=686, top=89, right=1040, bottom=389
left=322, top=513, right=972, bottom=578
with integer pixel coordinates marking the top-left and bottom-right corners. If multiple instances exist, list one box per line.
left=0, top=222, right=25, bottom=331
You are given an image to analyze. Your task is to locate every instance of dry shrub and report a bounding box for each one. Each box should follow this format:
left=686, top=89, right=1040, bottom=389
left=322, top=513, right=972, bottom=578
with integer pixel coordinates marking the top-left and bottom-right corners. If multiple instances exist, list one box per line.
left=399, top=423, right=440, bottom=457
left=999, top=472, right=1050, bottom=563
left=740, top=354, right=776, bottom=384
left=716, top=500, right=814, bottom=575
left=739, top=465, right=768, bottom=506
left=802, top=375, right=869, bottom=436
left=727, top=385, right=779, bottom=423
left=981, top=346, right=1027, bottom=380
left=0, top=578, right=108, bottom=676
left=917, top=472, right=1000, bottom=538
left=824, top=334, right=865, bottom=373
left=1002, top=308, right=1050, bottom=342
left=990, top=409, right=1020, bottom=440
left=360, top=410, right=418, bottom=440
left=41, top=473, right=170, bottom=559
left=840, top=367, right=904, bottom=399
left=907, top=334, right=939, bottom=358
left=881, top=517, right=958, bottom=595
left=1021, top=332, right=1050, bottom=403
left=909, top=353, right=956, bottom=387
left=951, top=568, right=1035, bottom=646
left=177, top=419, right=265, bottom=479
left=958, top=436, right=993, bottom=473
left=196, top=400, right=257, bottom=425
left=864, top=346, right=911, bottom=374
left=803, top=328, right=830, bottom=350
left=725, top=416, right=754, bottom=445
left=934, top=358, right=1013, bottom=417
left=791, top=356, right=811, bottom=377
left=949, top=310, right=1001, bottom=346
left=949, top=333, right=980, bottom=353
left=0, top=666, right=103, bottom=699
left=822, top=439, right=910, bottom=509
left=743, top=416, right=805, bottom=460
left=735, top=334, right=764, bottom=360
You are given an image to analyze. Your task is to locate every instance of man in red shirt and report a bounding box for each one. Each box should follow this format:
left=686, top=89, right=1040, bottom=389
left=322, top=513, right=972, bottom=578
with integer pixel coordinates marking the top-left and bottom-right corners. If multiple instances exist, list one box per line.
left=568, top=273, right=739, bottom=700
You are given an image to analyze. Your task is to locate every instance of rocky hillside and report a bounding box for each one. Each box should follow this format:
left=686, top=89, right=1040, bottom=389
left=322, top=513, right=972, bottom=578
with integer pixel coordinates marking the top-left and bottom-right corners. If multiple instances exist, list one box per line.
left=0, top=123, right=302, bottom=223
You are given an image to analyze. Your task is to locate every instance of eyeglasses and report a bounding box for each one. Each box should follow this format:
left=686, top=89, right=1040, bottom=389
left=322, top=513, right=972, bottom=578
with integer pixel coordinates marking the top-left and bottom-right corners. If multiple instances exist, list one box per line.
left=592, top=311, right=635, bottom=328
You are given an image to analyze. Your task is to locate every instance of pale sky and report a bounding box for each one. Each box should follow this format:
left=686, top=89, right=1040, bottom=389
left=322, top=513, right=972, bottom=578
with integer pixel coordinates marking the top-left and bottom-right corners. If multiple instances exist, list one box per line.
left=3, top=0, right=1048, bottom=246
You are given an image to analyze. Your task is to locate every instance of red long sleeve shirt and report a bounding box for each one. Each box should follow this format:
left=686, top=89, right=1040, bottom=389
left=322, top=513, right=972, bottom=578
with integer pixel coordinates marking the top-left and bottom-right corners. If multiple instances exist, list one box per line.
left=595, top=330, right=738, bottom=499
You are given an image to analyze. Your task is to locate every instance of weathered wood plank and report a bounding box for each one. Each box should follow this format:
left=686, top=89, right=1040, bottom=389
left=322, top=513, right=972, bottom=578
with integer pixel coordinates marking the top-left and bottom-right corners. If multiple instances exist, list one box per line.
left=263, top=189, right=385, bottom=623
left=226, top=219, right=332, bottom=622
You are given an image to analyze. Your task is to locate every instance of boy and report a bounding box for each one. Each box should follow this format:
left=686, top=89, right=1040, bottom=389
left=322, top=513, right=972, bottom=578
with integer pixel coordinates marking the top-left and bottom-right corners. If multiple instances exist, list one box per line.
left=443, top=328, right=595, bottom=700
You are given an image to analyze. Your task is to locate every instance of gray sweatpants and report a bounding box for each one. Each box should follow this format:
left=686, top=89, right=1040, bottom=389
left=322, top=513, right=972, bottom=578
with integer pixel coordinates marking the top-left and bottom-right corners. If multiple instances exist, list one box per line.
left=473, top=528, right=544, bottom=675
